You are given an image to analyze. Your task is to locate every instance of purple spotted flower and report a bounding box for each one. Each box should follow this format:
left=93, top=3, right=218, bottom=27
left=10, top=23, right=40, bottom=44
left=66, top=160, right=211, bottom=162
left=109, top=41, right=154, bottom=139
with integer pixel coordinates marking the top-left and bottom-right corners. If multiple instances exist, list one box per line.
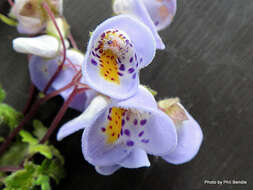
left=93, top=98, right=203, bottom=175
left=113, top=0, right=177, bottom=49
left=82, top=15, right=156, bottom=100
left=29, top=49, right=96, bottom=111
left=57, top=86, right=178, bottom=175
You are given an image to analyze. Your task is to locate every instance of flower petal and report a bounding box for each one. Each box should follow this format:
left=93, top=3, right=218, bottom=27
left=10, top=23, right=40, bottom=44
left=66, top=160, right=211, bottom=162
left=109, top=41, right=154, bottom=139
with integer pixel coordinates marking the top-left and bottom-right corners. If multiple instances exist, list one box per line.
left=95, top=165, right=121, bottom=176
left=162, top=105, right=203, bottom=164
left=57, top=95, right=110, bottom=141
left=113, top=0, right=165, bottom=49
left=119, top=148, right=150, bottom=168
left=142, top=0, right=177, bottom=31
left=82, top=109, right=131, bottom=166
left=83, top=15, right=156, bottom=99
left=13, top=35, right=69, bottom=58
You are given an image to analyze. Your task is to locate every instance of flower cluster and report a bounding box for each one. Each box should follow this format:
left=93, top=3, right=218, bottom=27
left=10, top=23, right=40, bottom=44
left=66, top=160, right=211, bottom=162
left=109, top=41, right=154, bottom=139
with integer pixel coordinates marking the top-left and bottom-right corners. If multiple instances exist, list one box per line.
left=6, top=0, right=203, bottom=176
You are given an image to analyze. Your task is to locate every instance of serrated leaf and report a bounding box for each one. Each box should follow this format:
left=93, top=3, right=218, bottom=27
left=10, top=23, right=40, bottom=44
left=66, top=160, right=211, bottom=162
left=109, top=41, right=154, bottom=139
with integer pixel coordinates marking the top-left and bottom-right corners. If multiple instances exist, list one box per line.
left=0, top=142, right=28, bottom=167
left=33, top=120, right=47, bottom=141
left=3, top=162, right=38, bottom=190
left=0, top=13, right=17, bottom=26
left=0, top=104, right=22, bottom=130
left=35, top=175, right=51, bottom=190
left=29, top=145, right=52, bottom=159
left=20, top=130, right=38, bottom=145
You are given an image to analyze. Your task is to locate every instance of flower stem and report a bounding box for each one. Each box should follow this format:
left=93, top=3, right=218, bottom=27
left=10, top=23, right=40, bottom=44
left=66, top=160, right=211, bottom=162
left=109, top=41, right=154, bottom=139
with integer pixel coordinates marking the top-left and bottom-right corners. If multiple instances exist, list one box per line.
left=8, top=0, right=14, bottom=7
left=0, top=80, right=77, bottom=157
left=22, top=83, right=36, bottom=115
left=68, top=32, right=79, bottom=50
left=0, top=166, right=22, bottom=172
left=40, top=86, right=87, bottom=144
left=42, top=1, right=66, bottom=94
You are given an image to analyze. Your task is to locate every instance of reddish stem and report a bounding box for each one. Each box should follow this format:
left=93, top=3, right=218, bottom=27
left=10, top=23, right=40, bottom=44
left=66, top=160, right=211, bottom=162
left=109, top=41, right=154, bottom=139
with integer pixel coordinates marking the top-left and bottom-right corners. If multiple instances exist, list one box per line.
left=40, top=86, right=78, bottom=143
left=22, top=83, right=36, bottom=115
left=42, top=2, right=66, bottom=94
left=8, top=0, right=14, bottom=7
left=0, top=166, right=22, bottom=172
left=68, top=32, right=79, bottom=50
left=0, top=80, right=77, bottom=157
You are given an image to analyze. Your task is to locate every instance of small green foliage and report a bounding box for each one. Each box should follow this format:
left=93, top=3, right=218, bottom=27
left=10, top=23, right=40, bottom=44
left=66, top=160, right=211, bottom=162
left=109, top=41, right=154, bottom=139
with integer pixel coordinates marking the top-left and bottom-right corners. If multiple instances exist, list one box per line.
left=29, top=145, right=53, bottom=159
left=0, top=13, right=18, bottom=27
left=20, top=130, right=39, bottom=145
left=34, top=175, right=51, bottom=190
left=0, top=104, right=23, bottom=130
left=0, top=86, right=6, bottom=103
left=33, top=120, right=48, bottom=140
left=3, top=162, right=38, bottom=190
left=0, top=81, right=65, bottom=190
left=0, top=142, right=28, bottom=167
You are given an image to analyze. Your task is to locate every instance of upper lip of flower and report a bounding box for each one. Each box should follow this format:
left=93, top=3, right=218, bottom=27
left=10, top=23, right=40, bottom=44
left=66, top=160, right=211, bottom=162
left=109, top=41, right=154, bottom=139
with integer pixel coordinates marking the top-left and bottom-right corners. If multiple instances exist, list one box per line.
left=82, top=15, right=156, bottom=100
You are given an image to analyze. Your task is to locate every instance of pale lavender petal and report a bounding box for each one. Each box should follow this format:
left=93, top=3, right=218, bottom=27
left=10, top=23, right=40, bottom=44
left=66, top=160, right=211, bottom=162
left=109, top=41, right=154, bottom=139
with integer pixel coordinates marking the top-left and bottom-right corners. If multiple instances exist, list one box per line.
left=142, top=0, right=177, bottom=31
left=95, top=165, right=121, bottom=176
left=162, top=105, right=203, bottom=164
left=119, top=148, right=150, bottom=168
left=28, top=55, right=59, bottom=93
left=83, top=15, right=155, bottom=99
left=82, top=110, right=131, bottom=166
left=113, top=0, right=165, bottom=50
left=57, top=95, right=111, bottom=141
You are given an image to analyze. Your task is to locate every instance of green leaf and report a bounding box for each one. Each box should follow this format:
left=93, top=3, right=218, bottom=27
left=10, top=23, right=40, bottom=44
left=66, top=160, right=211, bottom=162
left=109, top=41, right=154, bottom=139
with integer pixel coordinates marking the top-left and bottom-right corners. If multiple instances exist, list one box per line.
left=0, top=13, right=18, bottom=26
left=33, top=120, right=47, bottom=141
left=49, top=146, right=64, bottom=165
left=29, top=145, right=52, bottom=159
left=0, top=86, right=6, bottom=102
left=39, top=159, right=65, bottom=184
left=0, top=142, right=28, bottom=167
left=3, top=162, right=38, bottom=190
left=0, top=104, right=22, bottom=130
left=34, top=175, right=51, bottom=190
left=20, top=130, right=38, bottom=145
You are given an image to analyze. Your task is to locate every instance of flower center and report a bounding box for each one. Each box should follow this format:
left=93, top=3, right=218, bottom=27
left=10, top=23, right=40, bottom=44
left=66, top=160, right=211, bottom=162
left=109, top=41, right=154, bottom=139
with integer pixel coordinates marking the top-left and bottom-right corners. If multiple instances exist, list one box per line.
left=91, top=29, right=135, bottom=84
left=104, top=107, right=126, bottom=144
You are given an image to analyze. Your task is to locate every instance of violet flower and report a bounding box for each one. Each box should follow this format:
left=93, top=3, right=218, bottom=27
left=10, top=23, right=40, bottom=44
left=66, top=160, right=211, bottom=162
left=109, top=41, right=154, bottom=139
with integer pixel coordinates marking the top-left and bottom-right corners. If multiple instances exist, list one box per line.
left=94, top=98, right=203, bottom=175
left=113, top=0, right=177, bottom=49
left=57, top=86, right=178, bottom=175
left=9, top=0, right=63, bottom=34
left=82, top=15, right=156, bottom=100
left=29, top=49, right=96, bottom=111
left=158, top=98, right=203, bottom=165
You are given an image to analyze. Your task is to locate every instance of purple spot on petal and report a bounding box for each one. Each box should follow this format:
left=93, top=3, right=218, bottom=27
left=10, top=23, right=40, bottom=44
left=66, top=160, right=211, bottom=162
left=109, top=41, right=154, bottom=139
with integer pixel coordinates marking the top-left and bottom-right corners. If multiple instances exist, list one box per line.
left=140, top=119, right=147, bottom=125
left=91, top=59, right=97, bottom=66
left=118, top=72, right=123, bottom=76
left=155, top=21, right=159, bottom=26
left=129, top=57, right=133, bottom=63
left=141, top=139, right=149, bottom=144
left=126, top=116, right=129, bottom=121
left=134, top=119, right=138, bottom=125
left=128, top=68, right=135, bottom=73
left=124, top=129, right=130, bottom=136
left=119, top=64, right=125, bottom=71
left=101, top=33, right=105, bottom=38
left=132, top=73, right=136, bottom=79
left=127, top=140, right=134, bottom=146
left=122, top=119, right=125, bottom=126
left=120, top=129, right=123, bottom=135
left=135, top=54, right=137, bottom=61
left=107, top=116, right=112, bottom=121
left=101, top=128, right=106, bottom=132
left=138, top=131, right=144, bottom=137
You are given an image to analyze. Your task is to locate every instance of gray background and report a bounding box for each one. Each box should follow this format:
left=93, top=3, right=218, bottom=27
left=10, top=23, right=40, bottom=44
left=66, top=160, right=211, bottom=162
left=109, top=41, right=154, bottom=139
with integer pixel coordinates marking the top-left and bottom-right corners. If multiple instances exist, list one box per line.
left=0, top=0, right=253, bottom=189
